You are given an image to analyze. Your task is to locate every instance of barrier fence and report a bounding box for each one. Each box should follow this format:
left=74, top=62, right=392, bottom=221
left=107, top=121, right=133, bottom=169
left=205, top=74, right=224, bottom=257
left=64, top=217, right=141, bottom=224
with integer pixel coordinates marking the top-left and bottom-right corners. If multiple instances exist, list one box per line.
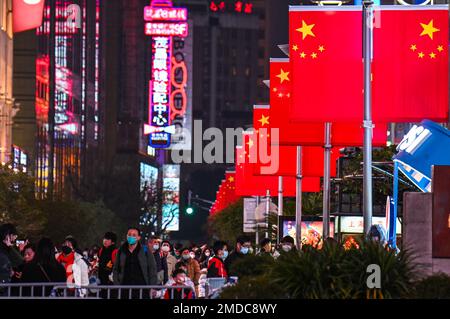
left=0, top=283, right=194, bottom=299
left=0, top=278, right=232, bottom=299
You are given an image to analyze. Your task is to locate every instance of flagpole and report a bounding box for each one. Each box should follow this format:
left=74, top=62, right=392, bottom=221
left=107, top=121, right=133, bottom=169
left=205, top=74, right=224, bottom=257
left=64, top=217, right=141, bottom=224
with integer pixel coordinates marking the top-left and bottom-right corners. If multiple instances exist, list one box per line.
left=323, top=122, right=332, bottom=239
left=255, top=196, right=260, bottom=245
left=278, top=176, right=283, bottom=245
left=296, top=146, right=303, bottom=250
left=363, top=0, right=374, bottom=235
left=265, top=190, right=270, bottom=239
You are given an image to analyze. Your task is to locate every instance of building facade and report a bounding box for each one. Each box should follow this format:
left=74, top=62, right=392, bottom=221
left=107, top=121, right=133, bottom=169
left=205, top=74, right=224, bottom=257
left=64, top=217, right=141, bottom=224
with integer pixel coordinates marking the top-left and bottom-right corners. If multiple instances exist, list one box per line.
left=0, top=0, right=17, bottom=165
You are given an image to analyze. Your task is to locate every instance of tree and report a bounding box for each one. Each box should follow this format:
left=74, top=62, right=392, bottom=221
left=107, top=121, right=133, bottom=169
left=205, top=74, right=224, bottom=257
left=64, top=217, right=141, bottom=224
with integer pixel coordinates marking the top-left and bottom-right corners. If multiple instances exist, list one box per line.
left=40, top=199, right=127, bottom=249
left=0, top=165, right=46, bottom=240
left=208, top=199, right=244, bottom=245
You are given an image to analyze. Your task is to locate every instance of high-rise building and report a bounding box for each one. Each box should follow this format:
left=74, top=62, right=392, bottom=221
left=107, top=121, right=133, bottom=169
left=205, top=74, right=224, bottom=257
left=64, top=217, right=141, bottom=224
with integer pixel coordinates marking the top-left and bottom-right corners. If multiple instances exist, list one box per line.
left=27, top=0, right=103, bottom=199
left=0, top=0, right=17, bottom=165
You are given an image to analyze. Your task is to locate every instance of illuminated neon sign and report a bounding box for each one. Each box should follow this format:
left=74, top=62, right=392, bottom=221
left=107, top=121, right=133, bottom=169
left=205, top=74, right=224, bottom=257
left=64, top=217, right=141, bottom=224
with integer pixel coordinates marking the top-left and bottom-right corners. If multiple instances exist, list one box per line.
left=144, top=0, right=188, bottom=149
left=209, top=1, right=253, bottom=14
left=144, top=6, right=187, bottom=21
left=144, top=22, right=188, bottom=37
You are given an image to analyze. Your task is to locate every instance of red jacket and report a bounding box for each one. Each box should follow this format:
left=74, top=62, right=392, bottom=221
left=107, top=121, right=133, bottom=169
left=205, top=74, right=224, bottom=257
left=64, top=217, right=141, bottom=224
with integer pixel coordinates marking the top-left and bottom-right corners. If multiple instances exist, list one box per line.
left=207, top=257, right=227, bottom=278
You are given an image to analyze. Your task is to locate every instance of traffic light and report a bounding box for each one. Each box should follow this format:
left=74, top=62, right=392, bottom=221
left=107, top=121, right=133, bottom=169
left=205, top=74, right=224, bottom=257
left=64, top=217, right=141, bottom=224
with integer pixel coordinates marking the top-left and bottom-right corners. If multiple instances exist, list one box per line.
left=186, top=206, right=194, bottom=215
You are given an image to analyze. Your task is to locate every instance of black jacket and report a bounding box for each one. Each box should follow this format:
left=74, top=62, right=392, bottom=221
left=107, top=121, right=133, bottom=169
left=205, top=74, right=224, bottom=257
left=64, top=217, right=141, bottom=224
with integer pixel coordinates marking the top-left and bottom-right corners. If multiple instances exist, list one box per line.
left=113, top=243, right=157, bottom=286
left=224, top=250, right=246, bottom=276
left=20, top=261, right=66, bottom=296
left=0, top=249, right=11, bottom=284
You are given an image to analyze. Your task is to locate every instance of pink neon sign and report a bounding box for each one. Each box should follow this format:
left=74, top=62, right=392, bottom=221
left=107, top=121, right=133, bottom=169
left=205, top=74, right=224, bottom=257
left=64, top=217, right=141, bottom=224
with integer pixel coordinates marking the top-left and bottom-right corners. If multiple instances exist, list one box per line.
left=145, top=22, right=188, bottom=37
left=144, top=7, right=187, bottom=21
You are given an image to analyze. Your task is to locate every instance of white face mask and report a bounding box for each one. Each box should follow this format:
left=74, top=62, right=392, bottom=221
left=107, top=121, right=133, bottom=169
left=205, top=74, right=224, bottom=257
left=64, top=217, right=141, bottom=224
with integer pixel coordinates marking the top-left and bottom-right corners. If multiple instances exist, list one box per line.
left=282, top=245, right=292, bottom=252
left=189, top=252, right=196, bottom=259
left=161, top=246, right=170, bottom=253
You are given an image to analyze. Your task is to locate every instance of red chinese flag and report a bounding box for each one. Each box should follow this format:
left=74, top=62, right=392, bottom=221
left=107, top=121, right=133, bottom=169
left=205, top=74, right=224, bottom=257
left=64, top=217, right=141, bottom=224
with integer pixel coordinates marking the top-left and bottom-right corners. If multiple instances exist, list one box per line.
left=253, top=106, right=340, bottom=177
left=235, top=134, right=321, bottom=197
left=13, top=0, right=45, bottom=33
left=270, top=60, right=387, bottom=146
left=289, top=7, right=363, bottom=122
left=372, top=7, right=448, bottom=122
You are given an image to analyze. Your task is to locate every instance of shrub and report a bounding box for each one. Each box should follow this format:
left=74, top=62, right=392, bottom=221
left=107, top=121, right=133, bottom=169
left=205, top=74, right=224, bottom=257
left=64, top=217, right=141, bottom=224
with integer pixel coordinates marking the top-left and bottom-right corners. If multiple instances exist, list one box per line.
left=220, top=275, right=286, bottom=299
left=412, top=273, right=450, bottom=299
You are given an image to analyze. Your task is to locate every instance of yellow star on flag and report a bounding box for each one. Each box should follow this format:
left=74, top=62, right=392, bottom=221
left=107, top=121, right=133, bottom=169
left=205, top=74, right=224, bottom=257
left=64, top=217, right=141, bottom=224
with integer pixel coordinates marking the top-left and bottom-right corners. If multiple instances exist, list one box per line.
left=311, top=52, right=317, bottom=59
left=258, top=114, right=270, bottom=127
left=276, top=69, right=290, bottom=83
left=272, top=88, right=278, bottom=92
left=318, top=45, right=325, bottom=52
left=437, top=45, right=444, bottom=52
left=429, top=52, right=436, bottom=59
left=420, top=20, right=440, bottom=40
left=296, top=20, right=315, bottom=40
left=292, top=44, right=299, bottom=52
left=300, top=52, right=306, bottom=58
left=247, top=138, right=254, bottom=148
left=410, top=44, right=417, bottom=52
left=418, top=52, right=425, bottom=58
left=228, top=176, right=234, bottom=183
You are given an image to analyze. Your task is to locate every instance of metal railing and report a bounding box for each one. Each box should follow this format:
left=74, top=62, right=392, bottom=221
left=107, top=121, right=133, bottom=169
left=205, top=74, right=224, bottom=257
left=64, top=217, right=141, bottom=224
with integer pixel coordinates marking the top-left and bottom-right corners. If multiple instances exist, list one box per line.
left=0, top=283, right=195, bottom=299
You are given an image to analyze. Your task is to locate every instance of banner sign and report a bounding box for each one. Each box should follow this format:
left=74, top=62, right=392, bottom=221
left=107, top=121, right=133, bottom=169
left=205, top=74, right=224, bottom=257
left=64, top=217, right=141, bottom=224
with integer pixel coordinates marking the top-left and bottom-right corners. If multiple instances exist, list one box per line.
left=394, top=120, right=450, bottom=192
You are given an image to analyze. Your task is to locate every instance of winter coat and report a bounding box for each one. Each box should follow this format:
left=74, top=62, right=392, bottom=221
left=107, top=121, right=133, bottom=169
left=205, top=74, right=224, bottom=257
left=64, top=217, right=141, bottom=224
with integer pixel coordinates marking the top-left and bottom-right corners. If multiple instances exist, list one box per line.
left=224, top=251, right=246, bottom=276
left=0, top=249, right=11, bottom=284
left=185, top=258, right=201, bottom=286
left=207, top=257, right=227, bottom=278
left=20, top=261, right=66, bottom=297
left=113, top=243, right=157, bottom=286
left=56, top=251, right=90, bottom=297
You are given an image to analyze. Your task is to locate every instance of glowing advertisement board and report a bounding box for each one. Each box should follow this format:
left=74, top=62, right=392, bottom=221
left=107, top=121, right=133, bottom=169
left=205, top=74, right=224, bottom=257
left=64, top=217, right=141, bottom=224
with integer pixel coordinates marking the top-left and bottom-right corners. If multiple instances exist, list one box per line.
left=162, top=164, right=180, bottom=231
left=144, top=0, right=189, bottom=149
left=282, top=219, right=335, bottom=248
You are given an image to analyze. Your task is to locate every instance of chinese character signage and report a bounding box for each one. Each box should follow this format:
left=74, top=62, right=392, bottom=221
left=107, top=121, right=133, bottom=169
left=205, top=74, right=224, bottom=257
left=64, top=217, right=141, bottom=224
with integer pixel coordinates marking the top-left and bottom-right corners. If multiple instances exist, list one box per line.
left=144, top=0, right=188, bottom=149
left=209, top=1, right=253, bottom=14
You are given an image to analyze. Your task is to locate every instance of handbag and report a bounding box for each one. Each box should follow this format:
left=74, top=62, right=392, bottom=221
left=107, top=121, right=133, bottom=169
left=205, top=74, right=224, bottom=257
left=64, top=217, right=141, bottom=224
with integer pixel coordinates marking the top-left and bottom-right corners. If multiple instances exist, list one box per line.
left=38, top=263, right=62, bottom=297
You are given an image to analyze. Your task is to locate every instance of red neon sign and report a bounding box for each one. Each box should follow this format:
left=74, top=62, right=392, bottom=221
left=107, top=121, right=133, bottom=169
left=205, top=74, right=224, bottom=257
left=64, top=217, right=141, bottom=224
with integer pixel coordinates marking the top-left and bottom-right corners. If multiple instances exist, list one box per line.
left=145, top=22, right=188, bottom=37
left=144, top=7, right=187, bottom=21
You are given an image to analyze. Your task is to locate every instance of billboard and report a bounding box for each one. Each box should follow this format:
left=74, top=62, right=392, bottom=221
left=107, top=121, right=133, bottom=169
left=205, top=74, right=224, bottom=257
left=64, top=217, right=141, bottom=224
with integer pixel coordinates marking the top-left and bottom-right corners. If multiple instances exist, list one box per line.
left=140, top=163, right=159, bottom=228
left=281, top=218, right=335, bottom=249
left=162, top=164, right=180, bottom=231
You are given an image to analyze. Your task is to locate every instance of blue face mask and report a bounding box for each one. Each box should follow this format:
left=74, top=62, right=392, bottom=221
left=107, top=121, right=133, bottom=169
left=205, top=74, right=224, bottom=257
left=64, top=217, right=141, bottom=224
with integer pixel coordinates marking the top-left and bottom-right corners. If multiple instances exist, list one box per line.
left=240, top=247, right=249, bottom=255
left=222, top=250, right=229, bottom=260
left=127, top=236, right=138, bottom=245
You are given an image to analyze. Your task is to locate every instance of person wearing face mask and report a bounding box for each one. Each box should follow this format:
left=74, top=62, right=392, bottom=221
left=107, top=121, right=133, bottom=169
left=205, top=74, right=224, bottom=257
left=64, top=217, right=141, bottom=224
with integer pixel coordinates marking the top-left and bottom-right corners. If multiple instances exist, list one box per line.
left=224, top=236, right=252, bottom=276
left=152, top=238, right=169, bottom=285
left=147, top=236, right=161, bottom=254
left=207, top=241, right=228, bottom=279
left=173, top=243, right=183, bottom=260
left=56, top=236, right=90, bottom=297
left=280, top=236, right=296, bottom=254
left=113, top=227, right=157, bottom=298
left=180, top=247, right=201, bottom=295
left=162, top=241, right=177, bottom=281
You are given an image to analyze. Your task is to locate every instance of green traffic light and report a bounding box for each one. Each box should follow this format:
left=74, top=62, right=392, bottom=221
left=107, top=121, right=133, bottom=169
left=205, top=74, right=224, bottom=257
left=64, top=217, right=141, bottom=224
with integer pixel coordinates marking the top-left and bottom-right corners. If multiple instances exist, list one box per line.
left=186, top=207, right=194, bottom=215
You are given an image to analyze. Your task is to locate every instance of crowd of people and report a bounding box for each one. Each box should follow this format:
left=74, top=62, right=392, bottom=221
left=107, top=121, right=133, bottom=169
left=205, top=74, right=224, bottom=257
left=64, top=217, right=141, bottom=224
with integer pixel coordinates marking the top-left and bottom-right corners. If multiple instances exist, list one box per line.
left=0, top=223, right=297, bottom=299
